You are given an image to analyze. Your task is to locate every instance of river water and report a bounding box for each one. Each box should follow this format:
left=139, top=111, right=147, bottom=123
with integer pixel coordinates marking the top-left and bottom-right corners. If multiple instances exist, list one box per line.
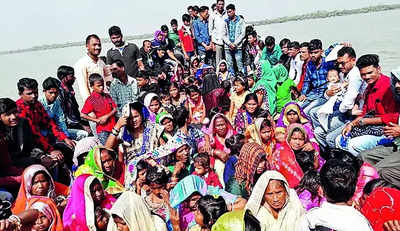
left=1, top=9, right=399, bottom=102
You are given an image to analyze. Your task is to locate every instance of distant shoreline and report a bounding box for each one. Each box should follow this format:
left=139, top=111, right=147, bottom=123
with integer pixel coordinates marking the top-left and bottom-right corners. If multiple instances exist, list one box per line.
left=1, top=3, right=399, bottom=55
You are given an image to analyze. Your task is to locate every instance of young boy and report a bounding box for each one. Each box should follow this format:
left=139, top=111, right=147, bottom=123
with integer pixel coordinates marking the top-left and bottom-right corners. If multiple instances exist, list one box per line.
left=81, top=74, right=117, bottom=144
left=299, top=159, right=372, bottom=230
left=193, top=153, right=222, bottom=188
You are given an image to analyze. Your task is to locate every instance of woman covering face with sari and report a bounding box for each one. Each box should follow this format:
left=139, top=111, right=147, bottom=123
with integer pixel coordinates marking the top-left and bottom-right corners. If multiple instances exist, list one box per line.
left=63, top=174, right=115, bottom=231
left=107, top=191, right=168, bottom=231
left=12, top=165, right=69, bottom=214
left=75, top=146, right=125, bottom=195
left=245, top=171, right=305, bottom=231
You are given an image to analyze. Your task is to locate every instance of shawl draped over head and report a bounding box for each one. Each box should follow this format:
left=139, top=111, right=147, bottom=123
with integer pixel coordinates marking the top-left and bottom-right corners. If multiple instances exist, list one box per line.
left=75, top=146, right=125, bottom=195
left=27, top=197, right=64, bottom=231
left=245, top=117, right=276, bottom=156
left=202, top=73, right=221, bottom=96
left=63, top=174, right=116, bottom=231
left=245, top=170, right=304, bottom=231
left=211, top=210, right=247, bottom=231
left=107, top=191, right=167, bottom=231
left=234, top=142, right=268, bottom=194
left=361, top=187, right=400, bottom=231
left=12, top=164, right=63, bottom=213
left=144, top=93, right=159, bottom=123
left=207, top=113, right=236, bottom=153
left=252, top=60, right=277, bottom=115
left=73, top=136, right=101, bottom=167
left=273, top=64, right=289, bottom=84
left=152, top=30, right=166, bottom=47
left=276, top=102, right=309, bottom=128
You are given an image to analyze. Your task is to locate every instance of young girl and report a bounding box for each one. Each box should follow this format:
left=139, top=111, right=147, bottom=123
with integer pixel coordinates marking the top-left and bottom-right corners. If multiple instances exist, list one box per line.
left=193, top=195, right=227, bottom=231
left=193, top=153, right=223, bottom=188
left=245, top=117, right=276, bottom=156
left=228, top=76, right=250, bottom=123
left=216, top=60, right=234, bottom=83
left=223, top=134, right=245, bottom=186
left=234, top=93, right=260, bottom=134
left=169, top=82, right=186, bottom=107
left=144, top=93, right=163, bottom=123
left=190, top=56, right=201, bottom=76
left=186, top=85, right=206, bottom=126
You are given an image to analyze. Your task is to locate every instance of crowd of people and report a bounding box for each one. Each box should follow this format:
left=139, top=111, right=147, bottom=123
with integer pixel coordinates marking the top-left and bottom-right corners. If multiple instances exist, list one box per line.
left=0, top=0, right=400, bottom=230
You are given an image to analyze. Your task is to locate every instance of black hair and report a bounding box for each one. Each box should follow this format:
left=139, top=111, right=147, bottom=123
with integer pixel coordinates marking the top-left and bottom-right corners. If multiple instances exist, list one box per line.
left=221, top=80, right=231, bottom=93
left=182, top=14, right=191, bottom=22
left=300, top=42, right=309, bottom=50
left=356, top=54, right=380, bottom=69
left=288, top=41, right=300, bottom=49
left=320, top=159, right=357, bottom=203
left=279, top=38, right=290, bottom=48
left=57, top=65, right=74, bottom=80
left=233, top=75, right=248, bottom=90
left=128, top=102, right=147, bottom=125
left=142, top=40, right=151, bottom=47
left=186, top=85, right=201, bottom=95
left=199, top=6, right=209, bottom=12
left=248, top=30, right=257, bottom=38
left=211, top=3, right=217, bottom=10
left=265, top=36, right=275, bottom=47
left=289, top=127, right=305, bottom=140
left=161, top=25, right=169, bottom=33
left=244, top=210, right=261, bottom=231
left=108, top=26, right=122, bottom=37
left=260, top=118, right=273, bottom=131
left=145, top=166, right=171, bottom=185
left=89, top=73, right=104, bottom=87
left=42, top=77, right=60, bottom=91
left=0, top=98, right=17, bottom=115
left=241, top=93, right=259, bottom=112
left=170, top=19, right=178, bottom=26
left=226, top=4, right=235, bottom=11
left=86, top=34, right=100, bottom=45
left=225, top=134, right=245, bottom=156
left=295, top=151, right=315, bottom=173
left=362, top=178, right=388, bottom=195
left=325, top=148, right=363, bottom=176
left=17, top=78, right=38, bottom=94
left=337, top=46, right=356, bottom=59
left=197, top=195, right=227, bottom=229
left=169, top=82, right=180, bottom=91
left=187, top=6, right=193, bottom=11
left=245, top=25, right=254, bottom=36
left=173, top=106, right=189, bottom=128
left=297, top=170, right=321, bottom=201
left=309, top=39, right=322, bottom=51
left=111, top=59, right=125, bottom=68
left=90, top=178, right=102, bottom=191
left=194, top=153, right=210, bottom=168
left=136, top=70, right=150, bottom=79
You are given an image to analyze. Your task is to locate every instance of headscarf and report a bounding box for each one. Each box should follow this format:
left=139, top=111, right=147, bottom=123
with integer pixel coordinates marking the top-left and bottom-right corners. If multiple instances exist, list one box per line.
left=211, top=210, right=246, bottom=231
left=73, top=136, right=101, bottom=167
left=276, top=102, right=309, bottom=128
left=27, top=197, right=64, bottom=231
left=12, top=164, right=56, bottom=214
left=207, top=113, right=236, bottom=153
left=75, top=146, right=125, bottom=195
left=144, top=93, right=159, bottom=123
left=152, top=30, right=166, bottom=47
left=202, top=73, right=221, bottom=95
left=63, top=174, right=116, bottom=231
left=234, top=143, right=268, bottom=194
left=273, top=64, right=289, bottom=84
left=252, top=60, right=277, bottom=115
left=245, top=171, right=304, bottom=231
left=245, top=117, right=276, bottom=155
left=268, top=124, right=305, bottom=188
left=361, top=187, right=400, bottom=231
left=107, top=191, right=167, bottom=231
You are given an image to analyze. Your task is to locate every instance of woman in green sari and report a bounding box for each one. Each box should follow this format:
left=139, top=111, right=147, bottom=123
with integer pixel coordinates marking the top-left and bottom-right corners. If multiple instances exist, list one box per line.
left=75, top=146, right=125, bottom=195
left=252, top=60, right=277, bottom=116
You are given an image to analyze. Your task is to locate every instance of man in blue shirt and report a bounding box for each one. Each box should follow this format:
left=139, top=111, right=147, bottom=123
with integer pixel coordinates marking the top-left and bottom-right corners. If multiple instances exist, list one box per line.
left=299, top=39, right=335, bottom=115
left=193, top=6, right=213, bottom=65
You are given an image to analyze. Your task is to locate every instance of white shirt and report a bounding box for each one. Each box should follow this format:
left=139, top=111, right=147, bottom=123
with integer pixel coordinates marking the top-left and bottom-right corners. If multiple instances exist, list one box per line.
left=74, top=54, right=109, bottom=101
left=298, top=202, right=372, bottom=231
left=288, top=53, right=304, bottom=85
left=209, top=10, right=227, bottom=45
left=338, top=66, right=367, bottom=113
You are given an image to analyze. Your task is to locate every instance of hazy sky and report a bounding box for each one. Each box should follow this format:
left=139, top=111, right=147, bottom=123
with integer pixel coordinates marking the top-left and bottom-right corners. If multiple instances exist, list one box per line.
left=1, top=0, right=397, bottom=51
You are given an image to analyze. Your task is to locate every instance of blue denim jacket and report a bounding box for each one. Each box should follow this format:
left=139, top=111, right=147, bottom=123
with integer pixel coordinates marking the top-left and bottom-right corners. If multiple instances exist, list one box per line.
left=193, top=18, right=210, bottom=52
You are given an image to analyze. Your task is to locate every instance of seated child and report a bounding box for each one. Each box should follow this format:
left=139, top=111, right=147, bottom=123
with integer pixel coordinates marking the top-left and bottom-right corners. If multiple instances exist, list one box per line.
left=192, top=195, right=227, bottom=231
left=193, top=153, right=223, bottom=188
left=185, top=85, right=206, bottom=126
left=80, top=73, right=117, bottom=144
left=317, top=68, right=348, bottom=130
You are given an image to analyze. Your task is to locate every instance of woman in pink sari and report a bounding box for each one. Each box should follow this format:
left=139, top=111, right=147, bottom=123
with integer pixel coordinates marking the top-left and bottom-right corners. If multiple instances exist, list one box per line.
left=63, top=174, right=115, bottom=231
